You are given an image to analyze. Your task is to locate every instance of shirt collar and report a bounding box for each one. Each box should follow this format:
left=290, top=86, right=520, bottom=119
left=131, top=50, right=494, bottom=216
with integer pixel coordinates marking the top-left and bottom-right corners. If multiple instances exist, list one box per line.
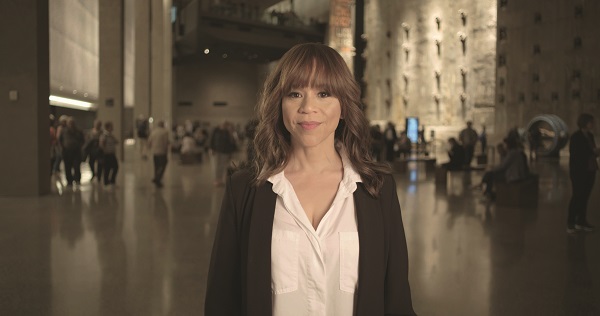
left=268, top=145, right=362, bottom=196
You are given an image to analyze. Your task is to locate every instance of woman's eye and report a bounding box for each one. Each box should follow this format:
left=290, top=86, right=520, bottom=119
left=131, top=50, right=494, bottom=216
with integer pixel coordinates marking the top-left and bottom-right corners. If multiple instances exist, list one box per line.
left=287, top=92, right=301, bottom=98
left=318, top=92, right=331, bottom=98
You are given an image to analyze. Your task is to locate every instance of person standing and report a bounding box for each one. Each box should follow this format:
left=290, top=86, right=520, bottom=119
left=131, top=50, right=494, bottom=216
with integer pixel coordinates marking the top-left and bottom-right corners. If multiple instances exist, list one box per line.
left=85, top=120, right=103, bottom=182
left=528, top=127, right=542, bottom=162
left=50, top=115, right=58, bottom=175
left=52, top=115, right=69, bottom=174
left=59, top=117, right=85, bottom=186
left=205, top=43, right=415, bottom=316
left=567, top=113, right=599, bottom=233
left=100, top=121, right=119, bottom=189
left=210, top=121, right=238, bottom=186
left=479, top=125, right=488, bottom=155
left=147, top=120, right=170, bottom=188
left=383, top=121, right=397, bottom=162
left=136, top=115, right=149, bottom=160
left=459, top=121, right=478, bottom=167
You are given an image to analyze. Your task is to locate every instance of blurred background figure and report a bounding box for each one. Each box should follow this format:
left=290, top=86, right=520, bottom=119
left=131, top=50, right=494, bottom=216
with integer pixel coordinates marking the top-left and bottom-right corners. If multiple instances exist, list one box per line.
left=84, top=120, right=103, bottom=183
left=397, top=131, right=412, bottom=159
left=210, top=121, right=238, bottom=186
left=528, top=127, right=542, bottom=162
left=370, top=124, right=384, bottom=162
left=148, top=120, right=170, bottom=188
left=441, top=137, right=465, bottom=171
left=384, top=121, right=397, bottom=162
left=49, top=115, right=57, bottom=175
left=459, top=121, right=478, bottom=167
left=135, top=115, right=149, bottom=160
left=100, top=121, right=119, bottom=189
left=52, top=115, right=69, bottom=175
left=566, top=113, right=599, bottom=233
left=59, top=117, right=84, bottom=187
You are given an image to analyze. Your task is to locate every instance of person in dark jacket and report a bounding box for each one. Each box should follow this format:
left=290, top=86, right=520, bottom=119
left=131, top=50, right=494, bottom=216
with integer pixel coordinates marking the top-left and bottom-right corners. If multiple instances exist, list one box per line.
left=567, top=113, right=599, bottom=233
left=205, top=43, right=416, bottom=316
left=210, top=121, right=238, bottom=186
left=59, top=117, right=85, bottom=186
left=441, top=137, right=465, bottom=170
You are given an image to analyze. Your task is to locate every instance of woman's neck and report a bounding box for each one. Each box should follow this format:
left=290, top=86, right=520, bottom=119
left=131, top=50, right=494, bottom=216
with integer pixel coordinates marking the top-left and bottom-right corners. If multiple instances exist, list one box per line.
left=286, top=146, right=342, bottom=174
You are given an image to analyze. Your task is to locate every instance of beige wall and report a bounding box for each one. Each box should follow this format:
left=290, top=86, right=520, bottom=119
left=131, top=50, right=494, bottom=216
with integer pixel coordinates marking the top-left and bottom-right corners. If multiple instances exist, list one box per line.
left=364, top=0, right=497, bottom=140
left=173, top=60, right=268, bottom=127
left=49, top=0, right=99, bottom=102
left=0, top=0, right=50, bottom=196
left=496, top=0, right=600, bottom=133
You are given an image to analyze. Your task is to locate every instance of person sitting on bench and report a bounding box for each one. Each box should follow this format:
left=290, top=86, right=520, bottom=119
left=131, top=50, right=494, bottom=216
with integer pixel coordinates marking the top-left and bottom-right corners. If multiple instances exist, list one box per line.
left=476, top=136, right=530, bottom=200
left=441, top=137, right=466, bottom=171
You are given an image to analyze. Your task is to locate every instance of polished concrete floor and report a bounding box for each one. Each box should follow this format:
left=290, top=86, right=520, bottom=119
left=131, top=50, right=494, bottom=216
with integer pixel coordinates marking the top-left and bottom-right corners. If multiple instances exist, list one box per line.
left=1, top=145, right=599, bottom=316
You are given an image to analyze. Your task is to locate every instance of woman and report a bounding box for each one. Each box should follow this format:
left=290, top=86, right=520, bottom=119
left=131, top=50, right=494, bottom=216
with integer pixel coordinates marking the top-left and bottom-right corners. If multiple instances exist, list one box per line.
left=205, top=43, right=415, bottom=316
left=567, top=113, right=599, bottom=233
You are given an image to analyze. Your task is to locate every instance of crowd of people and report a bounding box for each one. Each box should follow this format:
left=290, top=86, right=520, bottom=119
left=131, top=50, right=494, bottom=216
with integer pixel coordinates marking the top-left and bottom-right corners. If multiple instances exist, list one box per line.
left=369, top=121, right=428, bottom=162
left=50, top=115, right=120, bottom=190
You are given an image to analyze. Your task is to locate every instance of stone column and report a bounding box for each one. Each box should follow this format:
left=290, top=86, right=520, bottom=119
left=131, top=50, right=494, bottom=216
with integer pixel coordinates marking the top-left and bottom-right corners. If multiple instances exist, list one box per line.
left=98, top=0, right=125, bottom=160
left=134, top=0, right=151, bottom=121
left=150, top=0, right=173, bottom=127
left=328, top=0, right=354, bottom=70
left=0, top=0, right=50, bottom=196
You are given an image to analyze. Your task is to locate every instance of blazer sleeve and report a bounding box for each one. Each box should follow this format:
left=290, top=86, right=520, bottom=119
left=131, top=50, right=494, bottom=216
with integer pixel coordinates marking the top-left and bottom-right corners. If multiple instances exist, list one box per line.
left=383, top=174, right=417, bottom=316
left=205, top=174, right=242, bottom=316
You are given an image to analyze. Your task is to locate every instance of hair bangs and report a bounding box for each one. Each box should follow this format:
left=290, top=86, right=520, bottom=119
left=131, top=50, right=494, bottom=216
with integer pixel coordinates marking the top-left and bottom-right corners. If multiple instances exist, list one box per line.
left=277, top=47, right=347, bottom=98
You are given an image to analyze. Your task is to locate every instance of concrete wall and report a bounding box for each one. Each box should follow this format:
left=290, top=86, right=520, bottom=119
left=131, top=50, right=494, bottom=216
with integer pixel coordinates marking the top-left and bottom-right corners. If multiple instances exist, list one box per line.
left=364, top=0, right=497, bottom=140
left=0, top=0, right=50, bottom=196
left=496, top=0, right=600, bottom=133
left=49, top=0, right=99, bottom=102
left=173, top=60, right=268, bottom=127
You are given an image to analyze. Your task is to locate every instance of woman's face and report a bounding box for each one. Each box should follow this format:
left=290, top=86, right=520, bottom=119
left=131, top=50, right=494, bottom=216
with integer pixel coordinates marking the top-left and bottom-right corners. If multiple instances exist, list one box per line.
left=282, top=86, right=341, bottom=150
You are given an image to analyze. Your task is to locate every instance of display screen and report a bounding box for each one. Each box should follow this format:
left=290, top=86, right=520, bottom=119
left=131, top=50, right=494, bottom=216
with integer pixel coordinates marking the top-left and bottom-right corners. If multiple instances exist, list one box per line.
left=406, top=117, right=419, bottom=143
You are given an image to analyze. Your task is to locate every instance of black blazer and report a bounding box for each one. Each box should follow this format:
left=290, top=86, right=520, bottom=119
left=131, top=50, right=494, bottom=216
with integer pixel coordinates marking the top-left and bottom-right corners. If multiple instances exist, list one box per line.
left=569, top=130, right=598, bottom=176
left=205, top=170, right=416, bottom=316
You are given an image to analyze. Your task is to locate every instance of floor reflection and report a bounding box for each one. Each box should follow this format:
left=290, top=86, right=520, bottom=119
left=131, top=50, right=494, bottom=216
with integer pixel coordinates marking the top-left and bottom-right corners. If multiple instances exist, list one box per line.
left=1, top=150, right=599, bottom=315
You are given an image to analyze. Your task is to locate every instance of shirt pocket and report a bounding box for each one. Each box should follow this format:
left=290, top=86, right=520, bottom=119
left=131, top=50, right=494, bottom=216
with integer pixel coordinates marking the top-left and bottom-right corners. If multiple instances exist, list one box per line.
left=271, top=229, right=299, bottom=294
left=339, top=232, right=360, bottom=293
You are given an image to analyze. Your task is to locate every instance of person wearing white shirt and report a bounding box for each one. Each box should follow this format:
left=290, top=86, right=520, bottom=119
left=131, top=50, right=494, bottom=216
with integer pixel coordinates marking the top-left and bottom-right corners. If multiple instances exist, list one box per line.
left=205, top=43, right=416, bottom=316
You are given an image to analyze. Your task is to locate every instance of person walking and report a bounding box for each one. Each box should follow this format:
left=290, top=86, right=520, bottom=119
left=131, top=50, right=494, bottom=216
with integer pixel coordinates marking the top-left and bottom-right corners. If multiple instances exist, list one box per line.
left=59, top=117, right=85, bottom=186
left=52, top=115, right=69, bottom=174
left=100, top=121, right=119, bottom=189
left=459, top=121, right=478, bottom=167
left=567, top=113, right=599, bottom=233
left=147, top=120, right=170, bottom=188
left=85, top=120, right=103, bottom=182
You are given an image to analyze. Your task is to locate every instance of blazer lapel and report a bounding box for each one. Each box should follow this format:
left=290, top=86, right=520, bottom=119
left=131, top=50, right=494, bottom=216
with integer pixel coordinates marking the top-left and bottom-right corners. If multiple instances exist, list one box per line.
left=354, top=184, right=386, bottom=316
left=245, top=183, right=277, bottom=316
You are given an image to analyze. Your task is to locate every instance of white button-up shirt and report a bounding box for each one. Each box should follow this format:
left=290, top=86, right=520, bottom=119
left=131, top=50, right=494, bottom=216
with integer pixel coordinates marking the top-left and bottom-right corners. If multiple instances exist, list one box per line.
left=268, top=155, right=362, bottom=316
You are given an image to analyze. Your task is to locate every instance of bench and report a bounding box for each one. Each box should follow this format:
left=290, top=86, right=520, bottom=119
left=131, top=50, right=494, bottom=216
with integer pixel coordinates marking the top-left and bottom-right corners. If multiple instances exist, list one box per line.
left=495, top=174, right=539, bottom=207
left=392, top=157, right=437, bottom=173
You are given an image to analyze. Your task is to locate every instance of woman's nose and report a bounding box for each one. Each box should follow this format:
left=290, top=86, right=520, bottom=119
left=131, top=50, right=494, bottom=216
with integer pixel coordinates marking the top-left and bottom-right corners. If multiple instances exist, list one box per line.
left=299, top=95, right=317, bottom=113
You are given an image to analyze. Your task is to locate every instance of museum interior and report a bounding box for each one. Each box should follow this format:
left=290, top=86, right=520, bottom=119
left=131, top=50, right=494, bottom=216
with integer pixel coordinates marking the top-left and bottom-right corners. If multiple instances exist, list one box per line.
left=1, top=0, right=599, bottom=315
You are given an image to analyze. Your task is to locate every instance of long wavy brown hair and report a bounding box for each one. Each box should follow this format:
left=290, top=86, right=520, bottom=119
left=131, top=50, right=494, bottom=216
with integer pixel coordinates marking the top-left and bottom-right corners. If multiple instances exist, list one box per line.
left=252, top=43, right=390, bottom=197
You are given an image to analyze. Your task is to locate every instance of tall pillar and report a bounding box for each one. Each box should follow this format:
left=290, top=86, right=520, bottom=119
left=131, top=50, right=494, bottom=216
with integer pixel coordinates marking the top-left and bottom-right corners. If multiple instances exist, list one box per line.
left=150, top=0, right=173, bottom=127
left=98, top=0, right=125, bottom=160
left=134, top=0, right=151, bottom=121
left=0, top=0, right=50, bottom=196
left=328, top=0, right=354, bottom=69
